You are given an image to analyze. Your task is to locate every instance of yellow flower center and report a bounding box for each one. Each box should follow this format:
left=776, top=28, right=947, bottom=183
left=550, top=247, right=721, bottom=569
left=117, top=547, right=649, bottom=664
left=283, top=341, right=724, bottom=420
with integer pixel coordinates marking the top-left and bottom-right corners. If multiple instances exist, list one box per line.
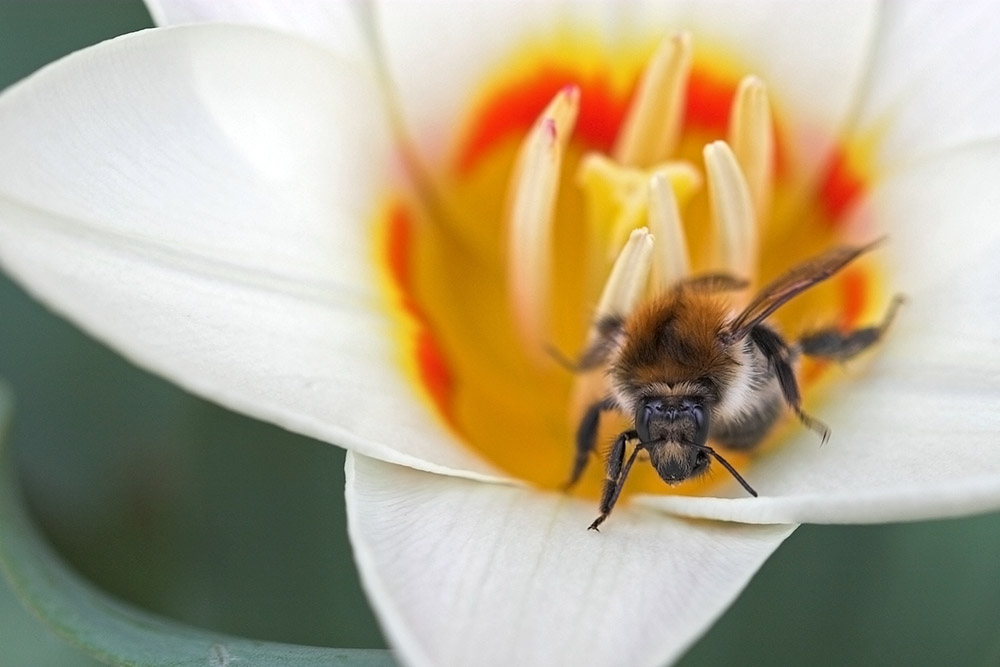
left=375, top=33, right=884, bottom=501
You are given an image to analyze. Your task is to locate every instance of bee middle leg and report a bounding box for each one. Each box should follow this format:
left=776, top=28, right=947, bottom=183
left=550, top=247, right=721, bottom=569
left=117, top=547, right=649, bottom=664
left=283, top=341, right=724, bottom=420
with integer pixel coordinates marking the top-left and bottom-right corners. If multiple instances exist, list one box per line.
left=564, top=397, right=615, bottom=490
left=797, top=294, right=905, bottom=363
left=588, top=430, right=641, bottom=531
left=750, top=324, right=831, bottom=443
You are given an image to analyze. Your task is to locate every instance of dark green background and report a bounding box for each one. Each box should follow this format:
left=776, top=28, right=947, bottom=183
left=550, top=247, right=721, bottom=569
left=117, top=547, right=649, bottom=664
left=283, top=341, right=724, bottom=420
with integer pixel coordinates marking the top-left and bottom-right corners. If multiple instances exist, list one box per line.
left=0, top=3, right=997, bottom=665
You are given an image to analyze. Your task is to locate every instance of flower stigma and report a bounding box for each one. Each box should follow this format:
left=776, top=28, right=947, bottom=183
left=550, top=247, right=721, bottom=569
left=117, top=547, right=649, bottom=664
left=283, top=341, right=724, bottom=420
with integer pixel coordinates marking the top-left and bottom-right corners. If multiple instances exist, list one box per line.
left=377, top=32, right=886, bottom=500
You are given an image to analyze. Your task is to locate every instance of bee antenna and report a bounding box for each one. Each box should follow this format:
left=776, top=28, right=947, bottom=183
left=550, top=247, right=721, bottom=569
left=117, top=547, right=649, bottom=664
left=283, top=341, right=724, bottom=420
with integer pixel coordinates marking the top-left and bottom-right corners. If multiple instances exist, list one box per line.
left=691, top=443, right=758, bottom=497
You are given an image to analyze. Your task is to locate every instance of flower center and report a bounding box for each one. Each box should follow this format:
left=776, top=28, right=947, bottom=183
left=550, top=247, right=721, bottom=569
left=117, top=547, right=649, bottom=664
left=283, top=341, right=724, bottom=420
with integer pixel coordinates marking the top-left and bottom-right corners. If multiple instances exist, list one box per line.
left=376, top=33, right=884, bottom=499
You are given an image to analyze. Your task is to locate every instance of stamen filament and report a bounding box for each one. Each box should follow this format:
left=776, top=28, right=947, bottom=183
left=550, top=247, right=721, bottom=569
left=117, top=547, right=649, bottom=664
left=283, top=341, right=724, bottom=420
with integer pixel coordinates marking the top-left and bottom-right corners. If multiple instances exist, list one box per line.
left=704, top=140, right=758, bottom=280
left=728, top=76, right=774, bottom=222
left=612, top=32, right=692, bottom=167
left=506, top=85, right=580, bottom=353
left=648, top=171, right=691, bottom=291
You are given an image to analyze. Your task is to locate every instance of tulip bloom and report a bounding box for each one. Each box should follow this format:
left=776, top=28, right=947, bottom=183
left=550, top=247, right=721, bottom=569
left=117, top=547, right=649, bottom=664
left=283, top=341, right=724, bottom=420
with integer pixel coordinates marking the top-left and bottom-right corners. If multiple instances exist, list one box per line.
left=1, top=1, right=999, bottom=665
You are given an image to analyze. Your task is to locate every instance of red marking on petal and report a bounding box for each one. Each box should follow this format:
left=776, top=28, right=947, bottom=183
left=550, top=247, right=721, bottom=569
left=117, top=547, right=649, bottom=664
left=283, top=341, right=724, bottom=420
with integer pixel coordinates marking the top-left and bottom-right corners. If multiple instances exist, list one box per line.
left=818, top=147, right=866, bottom=223
left=800, top=269, right=869, bottom=386
left=684, top=69, right=737, bottom=133
left=387, top=204, right=412, bottom=291
left=801, top=358, right=828, bottom=385
left=386, top=204, right=456, bottom=424
left=416, top=329, right=454, bottom=416
left=840, top=268, right=867, bottom=328
left=456, top=67, right=629, bottom=174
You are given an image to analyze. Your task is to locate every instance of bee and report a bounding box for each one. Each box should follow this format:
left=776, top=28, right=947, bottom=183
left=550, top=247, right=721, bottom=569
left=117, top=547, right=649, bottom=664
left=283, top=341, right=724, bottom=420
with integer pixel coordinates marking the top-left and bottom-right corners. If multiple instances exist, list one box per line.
left=567, top=240, right=903, bottom=530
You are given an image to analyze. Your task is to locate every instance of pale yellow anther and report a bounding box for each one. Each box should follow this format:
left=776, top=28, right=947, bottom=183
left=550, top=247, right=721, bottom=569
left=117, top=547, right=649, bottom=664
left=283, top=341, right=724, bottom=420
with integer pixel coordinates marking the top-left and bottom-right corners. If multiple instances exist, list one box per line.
left=728, top=76, right=774, bottom=222
left=648, top=171, right=691, bottom=291
left=506, top=85, right=580, bottom=354
left=704, top=140, right=758, bottom=279
left=594, top=227, right=655, bottom=321
left=612, top=32, right=692, bottom=167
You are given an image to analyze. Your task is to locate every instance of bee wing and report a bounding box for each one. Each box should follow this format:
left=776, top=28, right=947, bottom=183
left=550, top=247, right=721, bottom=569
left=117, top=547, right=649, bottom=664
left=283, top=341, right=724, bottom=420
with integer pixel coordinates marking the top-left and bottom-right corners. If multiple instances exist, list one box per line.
left=724, top=239, right=884, bottom=343
left=681, top=273, right=750, bottom=293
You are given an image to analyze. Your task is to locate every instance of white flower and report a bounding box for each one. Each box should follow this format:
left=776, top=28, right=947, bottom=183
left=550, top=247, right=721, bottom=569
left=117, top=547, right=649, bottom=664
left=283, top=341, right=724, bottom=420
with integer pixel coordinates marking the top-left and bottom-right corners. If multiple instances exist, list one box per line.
left=1, top=1, right=999, bottom=665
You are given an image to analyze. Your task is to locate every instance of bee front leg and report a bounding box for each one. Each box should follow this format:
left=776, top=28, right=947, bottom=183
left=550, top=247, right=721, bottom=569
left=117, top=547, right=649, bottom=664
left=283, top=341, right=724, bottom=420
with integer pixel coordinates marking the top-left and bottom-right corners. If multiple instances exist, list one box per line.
left=797, top=295, right=904, bottom=362
left=588, top=430, right=640, bottom=531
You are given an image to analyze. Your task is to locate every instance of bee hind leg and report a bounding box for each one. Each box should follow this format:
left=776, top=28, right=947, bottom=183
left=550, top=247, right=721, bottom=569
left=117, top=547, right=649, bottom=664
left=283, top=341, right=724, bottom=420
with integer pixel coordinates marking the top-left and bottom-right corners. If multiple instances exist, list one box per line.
left=797, top=294, right=905, bottom=363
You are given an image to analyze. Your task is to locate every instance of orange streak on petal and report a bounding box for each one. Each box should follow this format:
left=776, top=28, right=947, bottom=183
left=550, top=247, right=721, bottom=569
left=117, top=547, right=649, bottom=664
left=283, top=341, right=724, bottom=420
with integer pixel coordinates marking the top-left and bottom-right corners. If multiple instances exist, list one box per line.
left=416, top=329, right=455, bottom=423
left=800, top=268, right=870, bottom=386
left=684, top=68, right=737, bottom=133
left=800, top=358, right=828, bottom=386
left=840, top=268, right=868, bottom=328
left=817, top=146, right=867, bottom=223
left=456, top=66, right=630, bottom=174
left=386, top=202, right=412, bottom=292
left=385, top=204, right=456, bottom=426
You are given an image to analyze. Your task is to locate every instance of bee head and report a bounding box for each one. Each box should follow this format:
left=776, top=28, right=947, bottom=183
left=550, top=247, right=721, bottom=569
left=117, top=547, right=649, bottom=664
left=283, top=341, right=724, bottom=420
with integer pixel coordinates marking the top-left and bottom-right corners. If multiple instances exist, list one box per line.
left=635, top=397, right=711, bottom=484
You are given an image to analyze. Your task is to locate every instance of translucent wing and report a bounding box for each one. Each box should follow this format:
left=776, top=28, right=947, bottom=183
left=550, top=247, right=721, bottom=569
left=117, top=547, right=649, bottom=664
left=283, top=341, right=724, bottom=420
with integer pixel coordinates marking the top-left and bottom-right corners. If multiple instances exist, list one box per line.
left=680, top=273, right=750, bottom=293
left=723, top=239, right=884, bottom=343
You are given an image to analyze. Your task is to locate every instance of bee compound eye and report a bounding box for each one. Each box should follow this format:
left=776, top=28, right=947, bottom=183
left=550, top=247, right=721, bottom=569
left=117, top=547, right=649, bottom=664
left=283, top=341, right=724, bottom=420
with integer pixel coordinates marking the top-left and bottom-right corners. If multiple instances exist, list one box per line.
left=636, top=398, right=664, bottom=443
left=690, top=404, right=710, bottom=446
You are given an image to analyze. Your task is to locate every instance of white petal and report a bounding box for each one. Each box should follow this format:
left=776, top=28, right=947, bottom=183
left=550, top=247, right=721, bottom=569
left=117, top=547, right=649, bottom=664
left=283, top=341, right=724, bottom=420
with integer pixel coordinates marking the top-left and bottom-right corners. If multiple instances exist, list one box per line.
left=639, top=143, right=1000, bottom=524
left=852, top=1, right=1000, bottom=168
left=373, top=0, right=577, bottom=166
left=145, top=0, right=369, bottom=60
left=0, top=25, right=500, bottom=480
left=346, top=453, right=795, bottom=667
left=374, top=0, right=877, bottom=175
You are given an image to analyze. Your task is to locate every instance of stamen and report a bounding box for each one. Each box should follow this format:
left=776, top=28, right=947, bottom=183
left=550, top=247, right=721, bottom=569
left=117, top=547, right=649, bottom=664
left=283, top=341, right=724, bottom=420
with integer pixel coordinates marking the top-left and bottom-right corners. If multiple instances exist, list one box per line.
left=704, top=140, right=758, bottom=280
left=569, top=228, right=654, bottom=424
left=727, top=76, right=774, bottom=222
left=505, top=85, right=580, bottom=353
left=612, top=32, right=693, bottom=167
left=594, top=227, right=655, bottom=319
left=648, top=171, right=691, bottom=291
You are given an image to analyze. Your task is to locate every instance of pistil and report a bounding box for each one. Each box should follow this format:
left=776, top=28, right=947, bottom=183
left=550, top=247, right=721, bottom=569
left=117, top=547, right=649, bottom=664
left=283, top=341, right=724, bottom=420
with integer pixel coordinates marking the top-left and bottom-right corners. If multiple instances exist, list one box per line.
left=576, top=153, right=701, bottom=262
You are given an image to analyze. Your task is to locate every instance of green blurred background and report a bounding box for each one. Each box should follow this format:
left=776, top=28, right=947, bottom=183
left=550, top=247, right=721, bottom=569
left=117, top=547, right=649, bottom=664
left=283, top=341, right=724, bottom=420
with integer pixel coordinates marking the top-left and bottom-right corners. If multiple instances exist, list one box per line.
left=0, top=2, right=998, bottom=666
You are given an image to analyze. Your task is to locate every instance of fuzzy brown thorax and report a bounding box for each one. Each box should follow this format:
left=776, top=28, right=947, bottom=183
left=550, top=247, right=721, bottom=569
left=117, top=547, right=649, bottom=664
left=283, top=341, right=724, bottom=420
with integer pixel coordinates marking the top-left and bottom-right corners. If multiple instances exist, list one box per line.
left=609, top=288, right=742, bottom=415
